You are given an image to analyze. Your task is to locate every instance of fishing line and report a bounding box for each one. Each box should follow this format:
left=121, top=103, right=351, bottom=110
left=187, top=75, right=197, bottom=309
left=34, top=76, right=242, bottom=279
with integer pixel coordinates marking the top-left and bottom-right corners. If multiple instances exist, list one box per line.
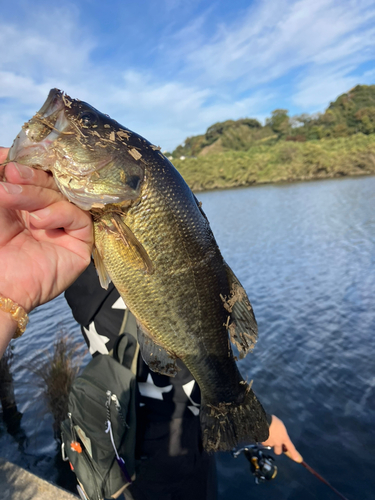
left=282, top=445, right=350, bottom=500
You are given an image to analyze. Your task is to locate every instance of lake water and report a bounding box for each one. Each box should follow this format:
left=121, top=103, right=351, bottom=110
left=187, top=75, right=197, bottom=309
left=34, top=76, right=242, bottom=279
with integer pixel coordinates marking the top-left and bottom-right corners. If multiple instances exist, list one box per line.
left=1, top=175, right=374, bottom=500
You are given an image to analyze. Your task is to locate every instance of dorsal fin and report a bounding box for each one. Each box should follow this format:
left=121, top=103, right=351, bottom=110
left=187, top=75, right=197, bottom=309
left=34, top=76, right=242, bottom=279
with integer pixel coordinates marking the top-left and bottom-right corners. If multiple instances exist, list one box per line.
left=222, top=262, right=258, bottom=358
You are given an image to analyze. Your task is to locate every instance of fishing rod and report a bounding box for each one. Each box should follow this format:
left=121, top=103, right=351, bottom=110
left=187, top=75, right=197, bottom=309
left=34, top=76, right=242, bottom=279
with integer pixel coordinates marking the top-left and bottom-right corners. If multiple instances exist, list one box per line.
left=232, top=444, right=350, bottom=500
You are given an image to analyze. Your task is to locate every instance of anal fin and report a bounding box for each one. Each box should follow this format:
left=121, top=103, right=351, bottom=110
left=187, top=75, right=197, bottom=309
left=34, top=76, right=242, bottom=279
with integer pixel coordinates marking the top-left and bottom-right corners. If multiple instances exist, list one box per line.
left=137, top=322, right=178, bottom=377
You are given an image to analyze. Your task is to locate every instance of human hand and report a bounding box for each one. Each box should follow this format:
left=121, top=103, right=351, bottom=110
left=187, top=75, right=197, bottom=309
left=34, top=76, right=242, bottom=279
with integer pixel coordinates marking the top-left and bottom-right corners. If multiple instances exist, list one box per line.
left=261, top=415, right=303, bottom=462
left=0, top=147, right=93, bottom=351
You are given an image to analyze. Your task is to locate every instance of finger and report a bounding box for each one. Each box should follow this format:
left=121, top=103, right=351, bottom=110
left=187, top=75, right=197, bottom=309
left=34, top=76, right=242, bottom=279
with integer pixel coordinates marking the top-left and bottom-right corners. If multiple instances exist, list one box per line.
left=282, top=443, right=303, bottom=463
left=0, top=147, right=9, bottom=163
left=4, top=162, right=59, bottom=191
left=29, top=227, right=93, bottom=267
left=0, top=182, right=63, bottom=212
left=0, top=147, right=9, bottom=179
left=29, top=200, right=93, bottom=244
left=274, top=444, right=283, bottom=455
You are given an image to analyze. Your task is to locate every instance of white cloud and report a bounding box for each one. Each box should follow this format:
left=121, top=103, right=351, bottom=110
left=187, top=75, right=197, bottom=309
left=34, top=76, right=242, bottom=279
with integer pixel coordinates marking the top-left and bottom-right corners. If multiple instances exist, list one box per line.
left=0, top=10, right=94, bottom=78
left=0, top=72, right=42, bottom=101
left=0, top=109, right=28, bottom=147
left=293, top=70, right=359, bottom=110
left=96, top=72, right=274, bottom=150
left=176, top=0, right=375, bottom=90
left=0, top=0, right=374, bottom=151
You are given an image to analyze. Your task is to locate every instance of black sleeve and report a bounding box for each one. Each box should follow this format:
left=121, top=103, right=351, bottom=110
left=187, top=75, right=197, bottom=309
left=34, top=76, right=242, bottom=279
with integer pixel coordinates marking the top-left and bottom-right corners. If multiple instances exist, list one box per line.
left=65, top=261, right=126, bottom=354
left=65, top=261, right=115, bottom=326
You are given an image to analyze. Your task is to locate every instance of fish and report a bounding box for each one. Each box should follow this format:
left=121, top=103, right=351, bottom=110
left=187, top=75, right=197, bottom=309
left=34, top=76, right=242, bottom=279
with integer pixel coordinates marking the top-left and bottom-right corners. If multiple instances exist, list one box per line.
left=8, top=89, right=269, bottom=451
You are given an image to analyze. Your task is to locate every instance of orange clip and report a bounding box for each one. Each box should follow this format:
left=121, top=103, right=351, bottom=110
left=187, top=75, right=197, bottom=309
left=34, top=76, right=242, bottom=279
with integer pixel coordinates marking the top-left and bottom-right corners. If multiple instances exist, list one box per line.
left=70, top=441, right=82, bottom=453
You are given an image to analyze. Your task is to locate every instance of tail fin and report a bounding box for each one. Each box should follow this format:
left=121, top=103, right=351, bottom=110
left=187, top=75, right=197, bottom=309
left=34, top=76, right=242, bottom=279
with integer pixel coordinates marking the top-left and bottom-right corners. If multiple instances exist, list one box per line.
left=200, top=385, right=269, bottom=452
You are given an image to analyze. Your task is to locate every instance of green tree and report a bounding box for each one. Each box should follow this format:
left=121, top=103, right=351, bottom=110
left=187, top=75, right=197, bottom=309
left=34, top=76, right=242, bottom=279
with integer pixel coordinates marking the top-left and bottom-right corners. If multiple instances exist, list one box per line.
left=266, top=109, right=290, bottom=136
left=355, top=107, right=375, bottom=134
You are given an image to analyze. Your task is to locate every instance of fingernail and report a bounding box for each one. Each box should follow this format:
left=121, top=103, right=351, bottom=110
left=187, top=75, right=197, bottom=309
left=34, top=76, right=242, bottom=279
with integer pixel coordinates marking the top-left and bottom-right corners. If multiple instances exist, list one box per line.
left=14, top=164, right=34, bottom=179
left=30, top=207, right=50, bottom=220
left=0, top=182, right=23, bottom=194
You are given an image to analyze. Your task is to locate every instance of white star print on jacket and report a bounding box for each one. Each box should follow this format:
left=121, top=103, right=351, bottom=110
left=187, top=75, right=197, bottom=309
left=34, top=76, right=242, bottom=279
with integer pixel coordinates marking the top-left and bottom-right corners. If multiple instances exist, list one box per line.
left=83, top=321, right=110, bottom=355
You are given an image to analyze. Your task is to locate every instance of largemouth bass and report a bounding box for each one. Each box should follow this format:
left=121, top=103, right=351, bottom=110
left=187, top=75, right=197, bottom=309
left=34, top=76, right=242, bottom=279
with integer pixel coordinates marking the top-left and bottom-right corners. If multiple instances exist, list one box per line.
left=8, top=89, right=269, bottom=451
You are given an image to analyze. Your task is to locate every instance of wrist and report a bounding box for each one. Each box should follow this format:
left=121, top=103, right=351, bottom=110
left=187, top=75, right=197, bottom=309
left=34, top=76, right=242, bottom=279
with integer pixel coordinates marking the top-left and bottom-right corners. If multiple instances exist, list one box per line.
left=0, top=309, right=18, bottom=357
left=0, top=295, right=29, bottom=340
left=0, top=287, right=32, bottom=313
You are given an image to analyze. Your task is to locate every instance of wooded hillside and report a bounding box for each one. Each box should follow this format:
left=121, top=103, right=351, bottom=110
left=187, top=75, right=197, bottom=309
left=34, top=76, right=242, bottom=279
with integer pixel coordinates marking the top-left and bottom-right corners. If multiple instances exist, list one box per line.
left=171, top=85, right=375, bottom=158
left=168, top=85, right=375, bottom=191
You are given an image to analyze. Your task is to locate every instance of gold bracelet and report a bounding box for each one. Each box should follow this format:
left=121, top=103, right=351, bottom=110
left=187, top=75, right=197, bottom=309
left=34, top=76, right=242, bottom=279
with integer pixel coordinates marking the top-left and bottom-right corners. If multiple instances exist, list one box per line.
left=0, top=295, right=29, bottom=339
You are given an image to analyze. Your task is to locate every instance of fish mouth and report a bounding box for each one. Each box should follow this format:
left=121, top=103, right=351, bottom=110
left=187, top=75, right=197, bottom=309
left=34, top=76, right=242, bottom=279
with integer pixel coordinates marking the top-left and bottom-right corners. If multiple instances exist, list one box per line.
left=8, top=89, right=69, bottom=170
left=38, top=88, right=65, bottom=117
left=8, top=88, right=143, bottom=211
left=8, top=89, right=113, bottom=176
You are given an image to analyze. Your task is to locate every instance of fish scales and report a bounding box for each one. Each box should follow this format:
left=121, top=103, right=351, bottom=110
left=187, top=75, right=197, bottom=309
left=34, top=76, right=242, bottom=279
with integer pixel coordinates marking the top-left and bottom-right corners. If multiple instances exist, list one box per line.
left=94, top=159, right=240, bottom=402
left=8, top=89, right=269, bottom=451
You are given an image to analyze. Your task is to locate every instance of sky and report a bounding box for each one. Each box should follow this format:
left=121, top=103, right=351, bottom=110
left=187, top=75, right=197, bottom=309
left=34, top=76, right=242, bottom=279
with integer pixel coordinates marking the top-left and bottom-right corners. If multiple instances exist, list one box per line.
left=0, top=0, right=374, bottom=152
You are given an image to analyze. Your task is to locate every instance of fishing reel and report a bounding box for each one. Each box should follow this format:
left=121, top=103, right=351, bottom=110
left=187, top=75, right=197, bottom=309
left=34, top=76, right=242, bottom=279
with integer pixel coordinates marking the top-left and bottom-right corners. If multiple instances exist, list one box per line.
left=232, top=444, right=278, bottom=484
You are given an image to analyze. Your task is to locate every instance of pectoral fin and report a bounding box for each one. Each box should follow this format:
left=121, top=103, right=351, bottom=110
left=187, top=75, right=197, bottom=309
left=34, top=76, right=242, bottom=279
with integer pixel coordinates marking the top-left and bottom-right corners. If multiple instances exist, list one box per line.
left=137, top=322, right=178, bottom=377
left=110, top=213, right=154, bottom=275
left=222, top=263, right=258, bottom=359
left=92, top=246, right=112, bottom=289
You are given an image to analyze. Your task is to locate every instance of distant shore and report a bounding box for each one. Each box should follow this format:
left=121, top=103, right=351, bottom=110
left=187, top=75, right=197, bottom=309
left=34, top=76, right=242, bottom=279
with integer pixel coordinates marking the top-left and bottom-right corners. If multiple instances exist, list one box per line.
left=172, top=133, right=375, bottom=193
left=189, top=170, right=375, bottom=194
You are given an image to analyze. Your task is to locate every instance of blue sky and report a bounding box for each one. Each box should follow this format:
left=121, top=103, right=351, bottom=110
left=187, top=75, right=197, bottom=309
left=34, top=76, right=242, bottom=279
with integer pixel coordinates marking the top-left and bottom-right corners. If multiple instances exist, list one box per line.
left=1, top=0, right=374, bottom=151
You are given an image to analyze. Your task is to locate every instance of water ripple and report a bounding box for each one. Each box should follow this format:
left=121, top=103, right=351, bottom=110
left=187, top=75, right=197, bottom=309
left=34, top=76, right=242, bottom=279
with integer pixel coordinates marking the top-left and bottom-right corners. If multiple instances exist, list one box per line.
left=1, top=176, right=374, bottom=498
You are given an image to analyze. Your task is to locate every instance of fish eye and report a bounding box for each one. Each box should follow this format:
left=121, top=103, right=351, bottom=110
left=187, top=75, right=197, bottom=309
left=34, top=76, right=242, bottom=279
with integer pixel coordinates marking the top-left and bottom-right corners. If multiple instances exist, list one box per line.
left=79, top=111, right=98, bottom=127
left=126, top=175, right=141, bottom=191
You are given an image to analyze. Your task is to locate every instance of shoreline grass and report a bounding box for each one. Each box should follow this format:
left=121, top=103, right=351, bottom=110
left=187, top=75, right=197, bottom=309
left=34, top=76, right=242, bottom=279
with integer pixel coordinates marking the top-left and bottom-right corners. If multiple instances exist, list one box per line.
left=30, top=333, right=85, bottom=438
left=172, top=133, right=375, bottom=192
